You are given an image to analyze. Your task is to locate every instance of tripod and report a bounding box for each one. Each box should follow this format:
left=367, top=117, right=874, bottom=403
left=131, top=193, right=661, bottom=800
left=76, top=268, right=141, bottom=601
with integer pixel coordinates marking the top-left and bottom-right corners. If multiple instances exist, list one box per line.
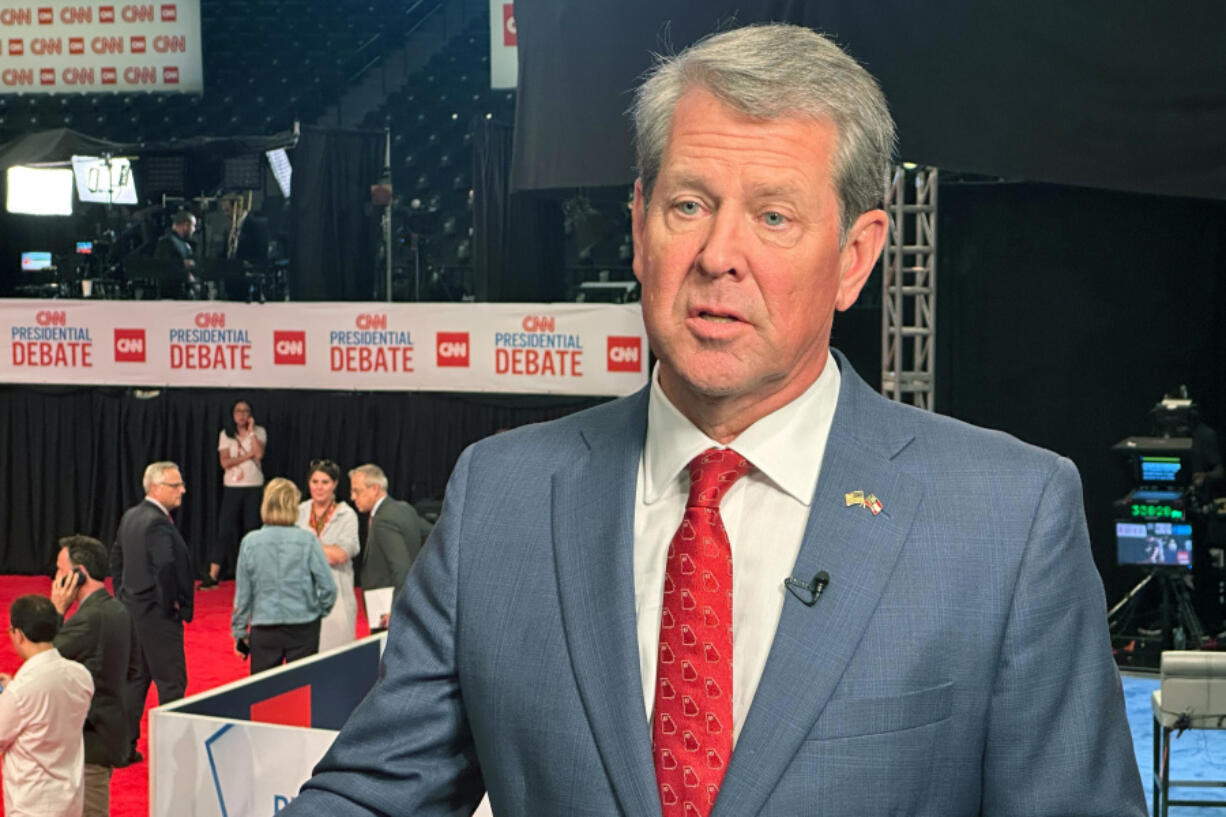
left=1109, top=568, right=1205, bottom=650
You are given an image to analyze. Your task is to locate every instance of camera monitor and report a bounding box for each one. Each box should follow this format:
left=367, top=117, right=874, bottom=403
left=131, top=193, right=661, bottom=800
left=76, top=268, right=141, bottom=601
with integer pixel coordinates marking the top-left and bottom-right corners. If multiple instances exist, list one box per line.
left=1116, top=520, right=1193, bottom=568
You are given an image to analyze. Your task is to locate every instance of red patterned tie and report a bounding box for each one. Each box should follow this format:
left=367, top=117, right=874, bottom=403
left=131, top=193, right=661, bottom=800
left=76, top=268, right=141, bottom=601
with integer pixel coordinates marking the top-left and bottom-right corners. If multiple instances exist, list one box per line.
left=653, top=447, right=751, bottom=817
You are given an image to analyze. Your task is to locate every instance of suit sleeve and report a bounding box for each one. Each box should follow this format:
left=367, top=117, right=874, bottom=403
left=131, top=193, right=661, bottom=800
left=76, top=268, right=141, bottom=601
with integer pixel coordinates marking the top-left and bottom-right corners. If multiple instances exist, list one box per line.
left=109, top=536, right=124, bottom=596
left=55, top=609, right=102, bottom=677
left=147, top=520, right=179, bottom=618
left=283, top=448, right=484, bottom=816
left=980, top=457, right=1146, bottom=814
left=377, top=507, right=415, bottom=601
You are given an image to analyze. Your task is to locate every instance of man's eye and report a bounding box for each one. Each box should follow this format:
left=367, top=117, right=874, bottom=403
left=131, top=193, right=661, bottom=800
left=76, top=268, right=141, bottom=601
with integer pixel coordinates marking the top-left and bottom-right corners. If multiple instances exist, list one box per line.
left=676, top=201, right=701, bottom=215
left=763, top=211, right=787, bottom=227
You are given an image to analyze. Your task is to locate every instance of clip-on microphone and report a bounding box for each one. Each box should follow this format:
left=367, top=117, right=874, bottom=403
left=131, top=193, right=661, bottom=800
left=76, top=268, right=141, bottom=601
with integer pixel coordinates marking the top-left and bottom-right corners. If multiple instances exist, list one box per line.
left=785, top=570, right=830, bottom=607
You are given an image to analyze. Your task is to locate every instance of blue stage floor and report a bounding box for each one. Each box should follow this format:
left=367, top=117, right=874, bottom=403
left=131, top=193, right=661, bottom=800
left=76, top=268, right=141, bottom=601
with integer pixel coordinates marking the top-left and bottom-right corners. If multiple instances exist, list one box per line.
left=1125, top=673, right=1226, bottom=814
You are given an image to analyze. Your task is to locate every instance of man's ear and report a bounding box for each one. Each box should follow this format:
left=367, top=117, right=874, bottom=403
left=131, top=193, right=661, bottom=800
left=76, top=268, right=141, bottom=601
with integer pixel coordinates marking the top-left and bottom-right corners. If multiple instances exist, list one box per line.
left=631, top=178, right=647, bottom=284
left=834, top=208, right=889, bottom=311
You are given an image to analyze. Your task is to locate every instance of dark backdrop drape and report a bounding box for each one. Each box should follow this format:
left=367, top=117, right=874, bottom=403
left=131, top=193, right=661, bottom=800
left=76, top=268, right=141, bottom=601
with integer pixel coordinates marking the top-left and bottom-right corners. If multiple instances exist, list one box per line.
left=511, top=0, right=1226, bottom=200
left=290, top=126, right=386, bottom=300
left=471, top=116, right=565, bottom=301
left=933, top=182, right=1226, bottom=620
left=0, top=387, right=603, bottom=576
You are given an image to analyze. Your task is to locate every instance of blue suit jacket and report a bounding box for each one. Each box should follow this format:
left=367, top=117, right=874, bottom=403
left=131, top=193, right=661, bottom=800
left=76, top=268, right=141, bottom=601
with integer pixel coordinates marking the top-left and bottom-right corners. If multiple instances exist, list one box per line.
left=287, top=352, right=1145, bottom=816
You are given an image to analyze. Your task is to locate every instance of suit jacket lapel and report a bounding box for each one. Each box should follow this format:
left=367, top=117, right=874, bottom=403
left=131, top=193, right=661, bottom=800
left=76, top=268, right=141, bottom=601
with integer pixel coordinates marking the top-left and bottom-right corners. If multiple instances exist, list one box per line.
left=712, top=357, right=924, bottom=817
left=552, top=389, right=662, bottom=817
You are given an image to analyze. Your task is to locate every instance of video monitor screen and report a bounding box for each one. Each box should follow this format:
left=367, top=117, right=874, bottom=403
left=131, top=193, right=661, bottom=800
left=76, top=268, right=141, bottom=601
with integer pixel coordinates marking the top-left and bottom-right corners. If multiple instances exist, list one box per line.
left=76, top=241, right=93, bottom=255
left=1140, top=456, right=1183, bottom=484
left=21, top=251, right=53, bottom=271
left=1116, top=520, right=1193, bottom=568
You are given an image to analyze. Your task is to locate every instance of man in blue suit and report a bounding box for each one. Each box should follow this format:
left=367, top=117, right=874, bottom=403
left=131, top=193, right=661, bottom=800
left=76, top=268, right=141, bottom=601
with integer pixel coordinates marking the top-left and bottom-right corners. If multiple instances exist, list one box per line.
left=284, top=23, right=1145, bottom=816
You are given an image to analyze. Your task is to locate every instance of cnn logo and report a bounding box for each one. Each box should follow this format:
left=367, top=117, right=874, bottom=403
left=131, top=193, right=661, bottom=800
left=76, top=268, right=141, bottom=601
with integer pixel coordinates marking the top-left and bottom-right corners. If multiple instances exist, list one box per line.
left=607, top=336, right=642, bottom=372
left=114, top=329, right=146, bottom=362
left=436, top=332, right=469, bottom=367
left=273, top=331, right=306, bottom=365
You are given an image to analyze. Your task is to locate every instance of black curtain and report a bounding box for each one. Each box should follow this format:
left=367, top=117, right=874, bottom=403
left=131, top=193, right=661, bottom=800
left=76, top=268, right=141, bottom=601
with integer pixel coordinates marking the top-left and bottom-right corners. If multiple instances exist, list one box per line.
left=512, top=0, right=1226, bottom=201
left=471, top=116, right=565, bottom=301
left=0, top=386, right=603, bottom=576
left=934, top=182, right=1226, bottom=620
left=290, top=126, right=386, bottom=300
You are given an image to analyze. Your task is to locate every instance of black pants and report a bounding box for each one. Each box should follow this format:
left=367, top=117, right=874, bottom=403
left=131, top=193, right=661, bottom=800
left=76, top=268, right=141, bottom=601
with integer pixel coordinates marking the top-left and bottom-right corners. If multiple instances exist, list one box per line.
left=122, top=596, right=186, bottom=750
left=212, top=485, right=262, bottom=568
left=249, top=619, right=320, bottom=675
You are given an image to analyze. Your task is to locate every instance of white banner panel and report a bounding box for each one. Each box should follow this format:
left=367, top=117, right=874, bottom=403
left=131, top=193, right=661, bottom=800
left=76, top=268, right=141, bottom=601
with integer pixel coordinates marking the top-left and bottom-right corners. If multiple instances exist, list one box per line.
left=488, top=0, right=516, bottom=89
left=0, top=300, right=648, bottom=396
left=0, top=0, right=202, bottom=94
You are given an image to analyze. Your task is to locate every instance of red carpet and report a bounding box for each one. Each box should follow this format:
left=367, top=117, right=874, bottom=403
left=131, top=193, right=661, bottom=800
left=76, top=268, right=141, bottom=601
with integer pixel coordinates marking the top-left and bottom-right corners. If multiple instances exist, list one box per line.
left=0, top=575, right=368, bottom=816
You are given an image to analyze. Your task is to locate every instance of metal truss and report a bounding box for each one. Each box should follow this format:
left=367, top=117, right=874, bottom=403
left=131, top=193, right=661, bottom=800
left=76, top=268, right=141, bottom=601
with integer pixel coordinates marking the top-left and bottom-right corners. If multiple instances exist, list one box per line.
left=880, top=165, right=938, bottom=410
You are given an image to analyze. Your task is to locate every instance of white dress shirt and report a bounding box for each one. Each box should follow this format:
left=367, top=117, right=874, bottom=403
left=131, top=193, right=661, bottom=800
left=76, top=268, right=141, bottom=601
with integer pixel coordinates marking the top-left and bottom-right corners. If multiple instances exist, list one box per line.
left=0, top=648, right=94, bottom=817
left=634, top=353, right=841, bottom=743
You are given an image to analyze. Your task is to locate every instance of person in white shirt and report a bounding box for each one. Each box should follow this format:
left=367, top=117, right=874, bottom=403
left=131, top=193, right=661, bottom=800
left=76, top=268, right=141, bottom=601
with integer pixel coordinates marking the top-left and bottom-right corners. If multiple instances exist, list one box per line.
left=205, top=399, right=268, bottom=588
left=0, top=595, right=94, bottom=817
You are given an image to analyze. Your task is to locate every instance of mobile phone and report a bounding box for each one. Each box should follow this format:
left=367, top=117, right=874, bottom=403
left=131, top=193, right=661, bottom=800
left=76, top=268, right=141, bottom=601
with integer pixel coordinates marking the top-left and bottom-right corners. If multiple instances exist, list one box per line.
left=73, top=567, right=87, bottom=586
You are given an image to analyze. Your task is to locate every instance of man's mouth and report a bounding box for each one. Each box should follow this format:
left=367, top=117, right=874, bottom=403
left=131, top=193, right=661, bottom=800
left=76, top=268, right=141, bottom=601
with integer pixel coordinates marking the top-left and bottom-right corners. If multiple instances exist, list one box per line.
left=699, top=312, right=737, bottom=323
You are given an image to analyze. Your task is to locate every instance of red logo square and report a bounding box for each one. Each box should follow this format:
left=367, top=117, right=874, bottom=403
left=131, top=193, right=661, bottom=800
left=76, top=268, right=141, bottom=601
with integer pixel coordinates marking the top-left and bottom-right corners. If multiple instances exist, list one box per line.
left=39, top=67, right=55, bottom=85
left=162, top=66, right=179, bottom=84
left=100, top=67, right=117, bottom=84
left=502, top=4, right=516, bottom=46
left=160, top=3, right=177, bottom=21
left=130, top=35, right=146, bottom=53
left=68, top=37, right=84, bottom=55
left=37, top=7, right=52, bottom=24
left=114, top=329, right=146, bottom=363
left=99, top=6, right=115, bottom=22
left=436, top=332, right=470, bottom=367
left=607, top=336, right=642, bottom=372
left=273, top=331, right=306, bottom=365
left=8, top=40, right=23, bottom=56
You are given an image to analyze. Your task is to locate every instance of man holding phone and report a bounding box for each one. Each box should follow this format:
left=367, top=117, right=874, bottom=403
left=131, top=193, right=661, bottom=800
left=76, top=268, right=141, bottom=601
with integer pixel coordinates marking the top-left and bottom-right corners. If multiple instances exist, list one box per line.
left=52, top=535, right=140, bottom=817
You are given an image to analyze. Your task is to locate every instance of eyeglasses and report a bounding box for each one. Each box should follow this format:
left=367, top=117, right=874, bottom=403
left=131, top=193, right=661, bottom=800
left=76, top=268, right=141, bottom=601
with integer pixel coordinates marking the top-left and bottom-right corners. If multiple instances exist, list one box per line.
left=309, top=459, right=338, bottom=471
left=158, top=481, right=185, bottom=488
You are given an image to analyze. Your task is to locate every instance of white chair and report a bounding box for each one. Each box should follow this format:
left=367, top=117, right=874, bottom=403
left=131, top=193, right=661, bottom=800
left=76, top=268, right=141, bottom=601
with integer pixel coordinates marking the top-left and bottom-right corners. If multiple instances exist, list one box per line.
left=1152, top=650, right=1226, bottom=816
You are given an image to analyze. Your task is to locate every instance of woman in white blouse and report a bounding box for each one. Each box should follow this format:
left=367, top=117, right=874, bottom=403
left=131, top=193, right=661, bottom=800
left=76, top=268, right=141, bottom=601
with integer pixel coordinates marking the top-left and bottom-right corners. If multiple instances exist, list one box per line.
left=295, top=459, right=360, bottom=651
left=205, top=399, right=266, bottom=588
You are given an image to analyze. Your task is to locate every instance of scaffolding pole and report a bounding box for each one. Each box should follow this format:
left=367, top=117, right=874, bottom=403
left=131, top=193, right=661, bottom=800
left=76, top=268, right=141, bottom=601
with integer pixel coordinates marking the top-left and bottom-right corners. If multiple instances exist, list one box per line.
left=881, top=165, right=938, bottom=410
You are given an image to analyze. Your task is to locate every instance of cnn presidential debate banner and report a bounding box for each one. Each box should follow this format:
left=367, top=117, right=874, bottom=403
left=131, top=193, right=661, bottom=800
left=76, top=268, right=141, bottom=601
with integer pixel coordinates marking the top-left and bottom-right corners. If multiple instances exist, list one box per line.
left=0, top=0, right=202, bottom=93
left=0, top=300, right=648, bottom=396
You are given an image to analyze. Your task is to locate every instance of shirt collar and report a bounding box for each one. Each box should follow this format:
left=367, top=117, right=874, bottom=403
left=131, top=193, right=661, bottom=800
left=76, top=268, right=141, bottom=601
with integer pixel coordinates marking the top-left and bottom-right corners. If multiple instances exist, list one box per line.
left=643, top=351, right=841, bottom=506
left=16, top=647, right=61, bottom=677
left=372, top=495, right=387, bottom=518
left=145, top=496, right=170, bottom=516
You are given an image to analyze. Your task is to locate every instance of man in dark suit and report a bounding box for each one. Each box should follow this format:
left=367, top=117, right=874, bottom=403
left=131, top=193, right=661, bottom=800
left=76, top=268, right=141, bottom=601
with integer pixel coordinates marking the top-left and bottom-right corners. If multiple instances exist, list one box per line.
left=152, top=210, right=200, bottom=298
left=51, top=535, right=139, bottom=816
left=349, top=463, right=423, bottom=629
left=283, top=24, right=1144, bottom=816
left=109, top=461, right=194, bottom=763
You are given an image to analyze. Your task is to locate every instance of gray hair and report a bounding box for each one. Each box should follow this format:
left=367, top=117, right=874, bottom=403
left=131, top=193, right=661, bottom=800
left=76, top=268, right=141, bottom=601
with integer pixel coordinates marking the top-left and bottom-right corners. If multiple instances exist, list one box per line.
left=349, top=463, right=388, bottom=493
left=143, top=461, right=180, bottom=493
left=630, top=23, right=896, bottom=240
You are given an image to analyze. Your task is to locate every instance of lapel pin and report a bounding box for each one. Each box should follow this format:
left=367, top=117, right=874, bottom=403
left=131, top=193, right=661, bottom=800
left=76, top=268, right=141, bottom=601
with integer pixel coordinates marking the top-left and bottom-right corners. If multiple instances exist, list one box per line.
left=844, top=490, right=865, bottom=507
left=865, top=494, right=883, bottom=516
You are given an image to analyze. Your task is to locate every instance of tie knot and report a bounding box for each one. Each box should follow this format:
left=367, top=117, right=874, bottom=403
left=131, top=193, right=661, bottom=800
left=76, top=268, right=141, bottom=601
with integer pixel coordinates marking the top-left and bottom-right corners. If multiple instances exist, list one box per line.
left=685, top=448, right=751, bottom=509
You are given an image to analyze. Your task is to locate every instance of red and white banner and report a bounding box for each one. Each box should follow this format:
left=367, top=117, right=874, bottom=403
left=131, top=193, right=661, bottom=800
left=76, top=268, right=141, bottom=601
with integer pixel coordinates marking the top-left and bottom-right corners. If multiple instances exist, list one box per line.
left=0, top=0, right=201, bottom=94
left=488, top=0, right=515, bottom=89
left=0, top=300, right=648, bottom=396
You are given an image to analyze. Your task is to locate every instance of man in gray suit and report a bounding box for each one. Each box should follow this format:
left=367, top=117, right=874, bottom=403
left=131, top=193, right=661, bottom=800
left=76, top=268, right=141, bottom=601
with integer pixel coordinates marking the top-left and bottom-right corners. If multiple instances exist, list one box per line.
left=349, top=464, right=424, bottom=629
left=285, top=24, right=1144, bottom=816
